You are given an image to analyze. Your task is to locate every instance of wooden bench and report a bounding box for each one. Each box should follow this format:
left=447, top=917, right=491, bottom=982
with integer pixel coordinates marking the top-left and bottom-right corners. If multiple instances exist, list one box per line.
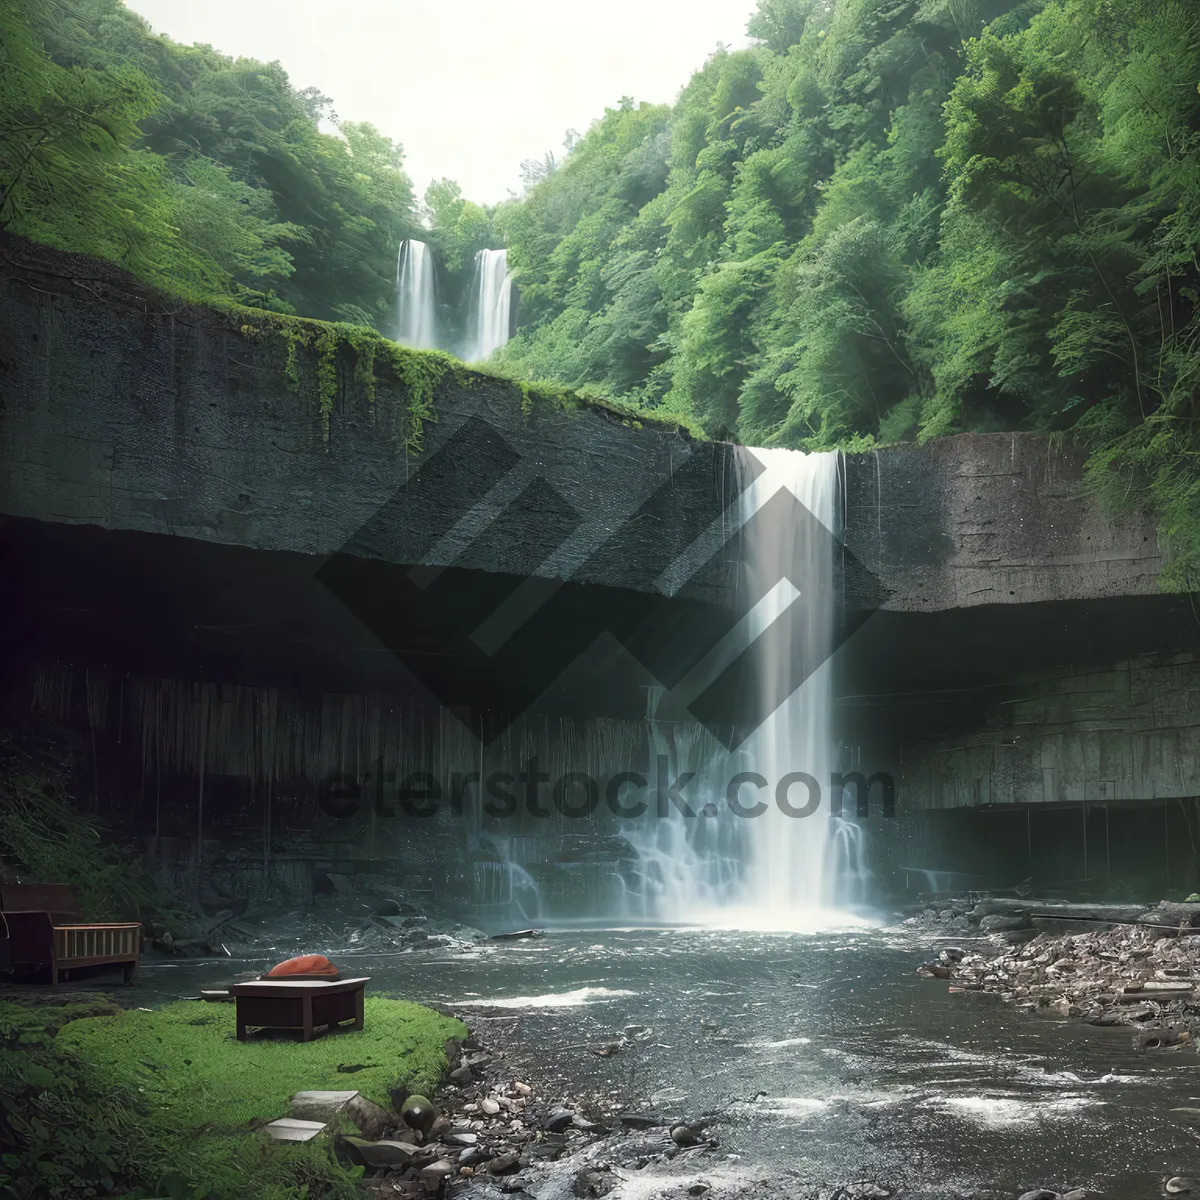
left=0, top=884, right=141, bottom=985
left=229, top=977, right=369, bottom=1042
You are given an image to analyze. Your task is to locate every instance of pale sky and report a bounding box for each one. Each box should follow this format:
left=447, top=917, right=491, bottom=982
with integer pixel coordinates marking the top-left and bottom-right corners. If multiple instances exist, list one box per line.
left=125, top=0, right=758, bottom=205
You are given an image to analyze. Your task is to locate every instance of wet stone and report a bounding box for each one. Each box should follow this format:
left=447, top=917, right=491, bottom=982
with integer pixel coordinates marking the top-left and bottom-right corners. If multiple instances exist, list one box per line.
left=545, top=1105, right=575, bottom=1133
left=574, top=1166, right=617, bottom=1197
left=618, top=1112, right=662, bottom=1129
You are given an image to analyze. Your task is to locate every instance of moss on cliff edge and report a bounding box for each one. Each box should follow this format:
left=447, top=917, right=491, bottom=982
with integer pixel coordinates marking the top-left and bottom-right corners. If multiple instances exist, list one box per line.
left=232, top=306, right=702, bottom=453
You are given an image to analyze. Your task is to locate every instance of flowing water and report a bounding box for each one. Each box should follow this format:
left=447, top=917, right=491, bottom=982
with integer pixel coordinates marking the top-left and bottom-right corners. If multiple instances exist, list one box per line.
left=143, top=929, right=1200, bottom=1197
left=464, top=247, right=513, bottom=361
left=395, top=238, right=437, bottom=349
left=618, top=448, right=859, bottom=930
left=731, top=447, right=845, bottom=927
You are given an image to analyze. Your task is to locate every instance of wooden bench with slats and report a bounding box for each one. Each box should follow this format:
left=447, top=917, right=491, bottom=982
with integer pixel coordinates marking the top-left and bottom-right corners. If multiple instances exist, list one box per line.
left=0, top=883, right=141, bottom=985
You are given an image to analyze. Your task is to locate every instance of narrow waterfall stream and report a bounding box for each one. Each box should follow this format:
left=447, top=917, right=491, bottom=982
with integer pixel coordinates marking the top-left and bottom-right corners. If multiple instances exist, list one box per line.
left=395, top=238, right=437, bottom=348
left=465, top=247, right=513, bottom=361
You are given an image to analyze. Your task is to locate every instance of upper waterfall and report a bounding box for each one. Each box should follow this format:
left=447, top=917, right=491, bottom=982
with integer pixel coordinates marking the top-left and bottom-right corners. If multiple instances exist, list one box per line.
left=395, top=239, right=437, bottom=349
left=464, top=248, right=513, bottom=361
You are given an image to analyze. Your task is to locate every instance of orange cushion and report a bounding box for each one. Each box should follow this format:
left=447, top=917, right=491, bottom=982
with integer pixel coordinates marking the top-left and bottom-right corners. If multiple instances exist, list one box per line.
left=266, top=954, right=340, bottom=979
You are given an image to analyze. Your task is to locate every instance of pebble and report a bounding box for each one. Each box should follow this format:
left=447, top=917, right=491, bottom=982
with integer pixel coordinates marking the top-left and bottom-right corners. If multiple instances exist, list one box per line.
left=618, top=1112, right=661, bottom=1129
left=927, top=917, right=1200, bottom=1042
left=1167, top=1179, right=1194, bottom=1194
left=401, top=1095, right=438, bottom=1134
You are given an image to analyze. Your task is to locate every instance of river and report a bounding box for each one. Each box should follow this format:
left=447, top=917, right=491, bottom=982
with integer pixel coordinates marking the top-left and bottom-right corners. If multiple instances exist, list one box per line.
left=141, top=924, right=1200, bottom=1197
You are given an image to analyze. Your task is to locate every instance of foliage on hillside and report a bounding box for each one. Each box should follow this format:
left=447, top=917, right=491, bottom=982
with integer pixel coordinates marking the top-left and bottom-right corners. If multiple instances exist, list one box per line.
left=493, top=0, right=1200, bottom=587
left=0, top=728, right=151, bottom=919
left=0, top=0, right=421, bottom=325
left=4, top=0, right=1196, bottom=582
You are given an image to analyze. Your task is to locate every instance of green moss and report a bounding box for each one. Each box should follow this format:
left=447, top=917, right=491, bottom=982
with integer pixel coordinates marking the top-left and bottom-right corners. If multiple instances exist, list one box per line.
left=0, top=996, right=463, bottom=1199
left=0, top=997, right=123, bottom=1040
left=58, top=997, right=465, bottom=1129
left=231, top=305, right=702, bottom=457
left=233, top=309, right=460, bottom=454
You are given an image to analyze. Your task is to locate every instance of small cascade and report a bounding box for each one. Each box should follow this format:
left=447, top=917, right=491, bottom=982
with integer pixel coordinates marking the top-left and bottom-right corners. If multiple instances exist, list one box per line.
left=617, top=689, right=744, bottom=922
left=464, top=248, right=513, bottom=361
left=827, top=818, right=870, bottom=908
left=395, top=239, right=437, bottom=348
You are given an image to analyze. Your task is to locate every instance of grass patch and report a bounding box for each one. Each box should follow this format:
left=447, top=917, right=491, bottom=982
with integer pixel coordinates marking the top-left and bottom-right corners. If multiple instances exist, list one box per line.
left=2, top=997, right=465, bottom=1200
left=57, top=997, right=465, bottom=1129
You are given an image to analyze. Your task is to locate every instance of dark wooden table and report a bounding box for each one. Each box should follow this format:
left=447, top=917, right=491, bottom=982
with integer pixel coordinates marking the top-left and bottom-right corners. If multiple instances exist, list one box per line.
left=229, top=977, right=369, bottom=1042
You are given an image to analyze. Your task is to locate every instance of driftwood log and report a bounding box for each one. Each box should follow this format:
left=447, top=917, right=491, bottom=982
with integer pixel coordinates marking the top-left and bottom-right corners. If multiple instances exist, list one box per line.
left=972, top=898, right=1200, bottom=933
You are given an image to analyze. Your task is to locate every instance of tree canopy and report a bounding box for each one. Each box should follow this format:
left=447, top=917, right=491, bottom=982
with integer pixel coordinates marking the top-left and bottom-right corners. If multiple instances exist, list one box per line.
left=2, top=0, right=1197, bottom=583
left=493, top=0, right=1200, bottom=586
left=1, top=0, right=424, bottom=324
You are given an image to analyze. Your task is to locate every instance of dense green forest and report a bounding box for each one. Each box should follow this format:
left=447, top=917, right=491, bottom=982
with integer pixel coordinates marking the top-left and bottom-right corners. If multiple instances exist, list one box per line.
left=0, top=0, right=440, bottom=324
left=494, top=0, right=1200, bottom=586
left=1, top=0, right=1198, bottom=583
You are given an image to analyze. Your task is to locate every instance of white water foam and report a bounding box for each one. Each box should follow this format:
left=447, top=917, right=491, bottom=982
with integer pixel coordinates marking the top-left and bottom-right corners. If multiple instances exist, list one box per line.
left=453, top=986, right=637, bottom=1009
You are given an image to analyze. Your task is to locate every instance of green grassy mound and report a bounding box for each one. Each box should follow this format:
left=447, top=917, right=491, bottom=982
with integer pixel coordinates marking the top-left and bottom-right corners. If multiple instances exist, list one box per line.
left=2, top=997, right=465, bottom=1200
left=57, top=997, right=464, bottom=1129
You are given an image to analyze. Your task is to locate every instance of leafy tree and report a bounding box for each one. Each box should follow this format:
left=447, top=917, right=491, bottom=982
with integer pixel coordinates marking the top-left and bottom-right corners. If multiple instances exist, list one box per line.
left=3, top=0, right=421, bottom=324
left=9, top=0, right=1199, bottom=583
left=495, top=0, right=1200, bottom=585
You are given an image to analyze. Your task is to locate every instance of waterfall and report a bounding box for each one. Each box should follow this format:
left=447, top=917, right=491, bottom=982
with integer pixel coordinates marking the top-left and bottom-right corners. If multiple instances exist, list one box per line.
left=616, top=688, right=744, bottom=923
left=464, top=248, right=513, bottom=361
left=610, top=448, right=863, bottom=930
left=395, top=239, right=437, bottom=349
left=731, top=447, right=846, bottom=927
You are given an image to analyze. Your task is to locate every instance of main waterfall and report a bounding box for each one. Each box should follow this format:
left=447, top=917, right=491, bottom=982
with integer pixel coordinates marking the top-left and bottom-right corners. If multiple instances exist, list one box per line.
left=616, top=447, right=859, bottom=929
left=464, top=248, right=513, bottom=361
left=728, top=446, right=850, bottom=927
left=395, top=239, right=437, bottom=349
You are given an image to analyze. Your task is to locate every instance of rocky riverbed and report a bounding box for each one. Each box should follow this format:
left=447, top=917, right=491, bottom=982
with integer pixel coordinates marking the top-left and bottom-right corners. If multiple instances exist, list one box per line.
left=911, top=898, right=1200, bottom=1051
left=142, top=874, right=492, bottom=962
left=335, top=1019, right=739, bottom=1200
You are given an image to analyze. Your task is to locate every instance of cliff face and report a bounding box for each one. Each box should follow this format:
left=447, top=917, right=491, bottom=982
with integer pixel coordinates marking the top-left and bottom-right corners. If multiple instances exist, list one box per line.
left=0, top=237, right=725, bottom=598
left=0, top=236, right=1167, bottom=619
left=842, top=433, right=1163, bottom=612
left=4, top=238, right=1198, bottom=903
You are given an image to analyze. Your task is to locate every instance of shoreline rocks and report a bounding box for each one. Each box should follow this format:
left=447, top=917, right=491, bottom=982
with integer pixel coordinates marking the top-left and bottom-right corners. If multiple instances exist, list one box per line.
left=918, top=914, right=1200, bottom=1047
